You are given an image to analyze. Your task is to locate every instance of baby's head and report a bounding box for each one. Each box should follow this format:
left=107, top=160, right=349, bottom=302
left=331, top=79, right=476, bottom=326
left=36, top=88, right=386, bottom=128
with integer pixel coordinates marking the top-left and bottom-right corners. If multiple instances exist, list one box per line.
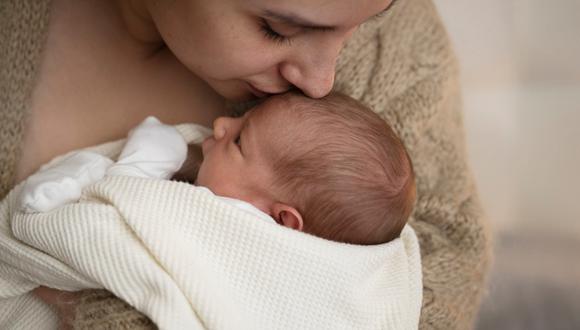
left=197, top=92, right=416, bottom=245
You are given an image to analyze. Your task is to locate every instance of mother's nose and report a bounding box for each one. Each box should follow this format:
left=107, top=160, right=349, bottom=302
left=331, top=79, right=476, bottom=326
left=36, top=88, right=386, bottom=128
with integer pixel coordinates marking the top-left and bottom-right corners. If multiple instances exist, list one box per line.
left=280, top=56, right=335, bottom=99
left=280, top=63, right=335, bottom=99
left=279, top=37, right=346, bottom=99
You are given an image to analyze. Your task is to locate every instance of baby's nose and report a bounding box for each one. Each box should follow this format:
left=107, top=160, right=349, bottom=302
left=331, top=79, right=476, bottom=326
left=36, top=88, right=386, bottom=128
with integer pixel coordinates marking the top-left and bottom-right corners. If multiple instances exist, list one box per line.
left=212, top=117, right=229, bottom=140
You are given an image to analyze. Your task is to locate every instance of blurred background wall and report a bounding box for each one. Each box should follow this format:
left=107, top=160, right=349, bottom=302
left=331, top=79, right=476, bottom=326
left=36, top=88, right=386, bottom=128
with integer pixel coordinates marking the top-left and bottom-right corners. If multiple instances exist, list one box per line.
left=434, top=0, right=580, bottom=329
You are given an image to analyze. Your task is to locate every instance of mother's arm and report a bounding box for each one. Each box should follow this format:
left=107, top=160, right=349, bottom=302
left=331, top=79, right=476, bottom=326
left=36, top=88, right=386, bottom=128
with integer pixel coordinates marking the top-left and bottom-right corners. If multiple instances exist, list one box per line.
left=335, top=0, right=491, bottom=328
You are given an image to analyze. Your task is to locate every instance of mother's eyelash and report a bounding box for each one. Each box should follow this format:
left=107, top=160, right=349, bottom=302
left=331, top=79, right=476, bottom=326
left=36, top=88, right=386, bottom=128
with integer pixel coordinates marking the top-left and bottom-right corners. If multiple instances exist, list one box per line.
left=260, top=19, right=292, bottom=46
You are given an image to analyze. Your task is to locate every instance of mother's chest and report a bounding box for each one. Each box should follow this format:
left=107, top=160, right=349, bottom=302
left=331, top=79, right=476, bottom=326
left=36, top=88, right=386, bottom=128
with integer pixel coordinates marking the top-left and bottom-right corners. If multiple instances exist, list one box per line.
left=17, top=4, right=224, bottom=181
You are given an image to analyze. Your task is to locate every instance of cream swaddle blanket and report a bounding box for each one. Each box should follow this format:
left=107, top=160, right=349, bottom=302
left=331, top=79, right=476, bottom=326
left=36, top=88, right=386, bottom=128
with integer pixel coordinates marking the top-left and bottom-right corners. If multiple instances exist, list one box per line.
left=0, top=120, right=422, bottom=329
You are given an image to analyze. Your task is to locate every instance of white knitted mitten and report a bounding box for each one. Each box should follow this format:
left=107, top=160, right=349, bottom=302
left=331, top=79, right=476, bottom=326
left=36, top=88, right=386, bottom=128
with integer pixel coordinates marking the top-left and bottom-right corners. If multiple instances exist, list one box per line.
left=19, top=151, right=113, bottom=213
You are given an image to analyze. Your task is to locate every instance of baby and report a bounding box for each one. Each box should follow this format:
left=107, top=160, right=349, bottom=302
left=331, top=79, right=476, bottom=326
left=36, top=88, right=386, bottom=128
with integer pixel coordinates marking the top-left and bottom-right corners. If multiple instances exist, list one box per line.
left=6, top=92, right=422, bottom=329
left=20, top=92, right=416, bottom=245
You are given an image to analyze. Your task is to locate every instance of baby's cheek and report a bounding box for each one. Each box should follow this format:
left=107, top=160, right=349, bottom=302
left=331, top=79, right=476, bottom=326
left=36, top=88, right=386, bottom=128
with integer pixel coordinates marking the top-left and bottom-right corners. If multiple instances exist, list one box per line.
left=194, top=163, right=209, bottom=186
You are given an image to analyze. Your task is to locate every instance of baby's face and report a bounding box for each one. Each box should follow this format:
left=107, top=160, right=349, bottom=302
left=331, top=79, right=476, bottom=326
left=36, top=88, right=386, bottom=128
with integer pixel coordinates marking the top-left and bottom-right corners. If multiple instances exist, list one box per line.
left=196, top=100, right=283, bottom=211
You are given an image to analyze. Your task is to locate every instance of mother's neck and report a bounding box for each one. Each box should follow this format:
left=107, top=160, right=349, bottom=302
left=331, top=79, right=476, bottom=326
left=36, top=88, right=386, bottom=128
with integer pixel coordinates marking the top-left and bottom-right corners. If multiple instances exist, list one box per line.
left=115, top=0, right=163, bottom=46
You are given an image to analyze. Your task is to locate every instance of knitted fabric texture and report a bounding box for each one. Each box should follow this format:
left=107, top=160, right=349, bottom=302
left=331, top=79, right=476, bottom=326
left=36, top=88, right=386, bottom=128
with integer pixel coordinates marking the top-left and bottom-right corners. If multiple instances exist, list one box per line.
left=0, top=0, right=491, bottom=328
left=0, top=0, right=51, bottom=198
left=335, top=1, right=491, bottom=328
left=0, top=125, right=423, bottom=330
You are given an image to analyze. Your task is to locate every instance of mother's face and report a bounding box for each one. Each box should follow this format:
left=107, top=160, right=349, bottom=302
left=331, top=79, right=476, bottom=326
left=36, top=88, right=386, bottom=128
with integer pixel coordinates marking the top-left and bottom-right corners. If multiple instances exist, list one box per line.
left=148, top=0, right=393, bottom=101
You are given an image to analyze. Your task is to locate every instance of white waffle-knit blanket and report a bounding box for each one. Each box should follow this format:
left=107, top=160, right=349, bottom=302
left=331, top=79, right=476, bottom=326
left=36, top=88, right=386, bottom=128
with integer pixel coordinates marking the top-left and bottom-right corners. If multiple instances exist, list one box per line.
left=0, top=124, right=422, bottom=330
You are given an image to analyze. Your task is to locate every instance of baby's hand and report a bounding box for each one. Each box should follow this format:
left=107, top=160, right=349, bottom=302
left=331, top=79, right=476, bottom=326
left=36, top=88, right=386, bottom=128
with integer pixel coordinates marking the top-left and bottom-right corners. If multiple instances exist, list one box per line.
left=19, top=151, right=113, bottom=213
left=106, top=116, right=187, bottom=179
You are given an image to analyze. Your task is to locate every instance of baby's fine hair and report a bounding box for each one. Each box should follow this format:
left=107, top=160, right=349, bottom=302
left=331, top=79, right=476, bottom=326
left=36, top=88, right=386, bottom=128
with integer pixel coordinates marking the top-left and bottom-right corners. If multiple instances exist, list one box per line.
left=268, top=92, right=416, bottom=245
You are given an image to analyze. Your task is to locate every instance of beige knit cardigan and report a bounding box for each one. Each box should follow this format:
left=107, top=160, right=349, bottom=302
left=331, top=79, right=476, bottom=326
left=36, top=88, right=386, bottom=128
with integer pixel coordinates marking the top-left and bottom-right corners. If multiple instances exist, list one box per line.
left=0, top=0, right=491, bottom=329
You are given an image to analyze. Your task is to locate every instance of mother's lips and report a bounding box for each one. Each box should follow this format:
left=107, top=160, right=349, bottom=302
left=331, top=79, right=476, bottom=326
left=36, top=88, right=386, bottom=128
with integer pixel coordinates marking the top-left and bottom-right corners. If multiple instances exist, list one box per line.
left=247, top=83, right=268, bottom=98
left=247, top=82, right=289, bottom=98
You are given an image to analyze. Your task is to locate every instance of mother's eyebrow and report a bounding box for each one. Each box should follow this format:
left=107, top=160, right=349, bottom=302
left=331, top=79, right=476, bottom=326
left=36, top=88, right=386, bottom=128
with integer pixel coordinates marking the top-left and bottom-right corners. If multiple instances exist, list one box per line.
left=262, top=0, right=399, bottom=31
left=262, top=10, right=335, bottom=31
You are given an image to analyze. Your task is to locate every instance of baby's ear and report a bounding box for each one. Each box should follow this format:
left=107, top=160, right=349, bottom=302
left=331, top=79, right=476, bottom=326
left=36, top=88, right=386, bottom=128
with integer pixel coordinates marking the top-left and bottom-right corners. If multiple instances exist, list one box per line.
left=271, top=203, right=303, bottom=231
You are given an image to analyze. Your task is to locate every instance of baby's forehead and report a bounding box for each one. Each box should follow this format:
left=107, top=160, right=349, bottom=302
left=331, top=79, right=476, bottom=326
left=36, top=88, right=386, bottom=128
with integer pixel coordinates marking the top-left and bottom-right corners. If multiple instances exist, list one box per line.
left=245, top=97, right=309, bottom=148
left=255, top=93, right=311, bottom=119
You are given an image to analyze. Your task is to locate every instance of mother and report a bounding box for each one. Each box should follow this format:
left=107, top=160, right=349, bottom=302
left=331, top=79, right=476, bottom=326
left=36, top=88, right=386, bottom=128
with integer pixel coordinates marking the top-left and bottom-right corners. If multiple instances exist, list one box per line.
left=1, top=0, right=490, bottom=329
